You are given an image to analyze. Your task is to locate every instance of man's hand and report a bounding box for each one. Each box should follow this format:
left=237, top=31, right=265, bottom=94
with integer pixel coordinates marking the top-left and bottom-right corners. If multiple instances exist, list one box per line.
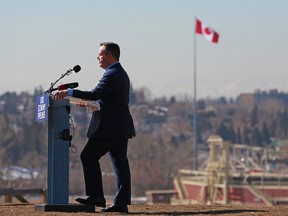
left=54, top=90, right=69, bottom=100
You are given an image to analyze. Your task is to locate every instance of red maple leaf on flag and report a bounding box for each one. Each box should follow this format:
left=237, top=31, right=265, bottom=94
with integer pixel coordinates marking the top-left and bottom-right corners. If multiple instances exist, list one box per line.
left=195, top=19, right=219, bottom=43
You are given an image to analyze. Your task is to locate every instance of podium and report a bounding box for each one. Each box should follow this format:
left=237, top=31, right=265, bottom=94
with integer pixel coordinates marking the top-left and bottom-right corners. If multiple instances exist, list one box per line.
left=35, top=94, right=94, bottom=212
left=47, top=98, right=70, bottom=204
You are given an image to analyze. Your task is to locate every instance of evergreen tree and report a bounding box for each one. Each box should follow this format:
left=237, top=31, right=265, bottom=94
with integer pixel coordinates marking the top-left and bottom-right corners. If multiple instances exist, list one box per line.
left=250, top=105, right=259, bottom=127
left=261, top=122, right=271, bottom=145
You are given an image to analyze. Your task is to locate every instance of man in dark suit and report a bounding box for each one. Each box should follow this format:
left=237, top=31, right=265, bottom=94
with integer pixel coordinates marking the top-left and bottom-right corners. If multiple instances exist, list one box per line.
left=54, top=42, right=135, bottom=213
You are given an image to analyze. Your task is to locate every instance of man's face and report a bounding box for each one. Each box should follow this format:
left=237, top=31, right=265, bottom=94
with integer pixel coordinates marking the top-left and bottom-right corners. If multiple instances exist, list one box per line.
left=97, top=46, right=111, bottom=69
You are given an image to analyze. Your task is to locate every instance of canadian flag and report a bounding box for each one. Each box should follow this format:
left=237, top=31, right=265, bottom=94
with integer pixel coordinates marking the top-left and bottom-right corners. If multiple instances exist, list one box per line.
left=195, top=19, right=219, bottom=43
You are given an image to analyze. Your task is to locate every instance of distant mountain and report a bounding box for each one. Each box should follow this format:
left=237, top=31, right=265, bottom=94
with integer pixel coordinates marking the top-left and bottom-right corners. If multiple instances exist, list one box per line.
left=149, top=76, right=288, bottom=99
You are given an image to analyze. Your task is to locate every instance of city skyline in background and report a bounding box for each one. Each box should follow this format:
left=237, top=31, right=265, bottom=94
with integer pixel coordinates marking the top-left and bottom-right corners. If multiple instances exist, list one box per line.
left=1, top=0, right=287, bottom=99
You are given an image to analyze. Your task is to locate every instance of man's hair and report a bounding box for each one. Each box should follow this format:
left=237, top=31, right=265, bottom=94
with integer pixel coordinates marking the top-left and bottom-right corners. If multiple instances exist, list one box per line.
left=100, top=42, right=120, bottom=60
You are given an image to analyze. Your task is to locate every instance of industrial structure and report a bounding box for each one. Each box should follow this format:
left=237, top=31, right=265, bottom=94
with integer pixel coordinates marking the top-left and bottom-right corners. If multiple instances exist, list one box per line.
left=172, top=135, right=288, bottom=206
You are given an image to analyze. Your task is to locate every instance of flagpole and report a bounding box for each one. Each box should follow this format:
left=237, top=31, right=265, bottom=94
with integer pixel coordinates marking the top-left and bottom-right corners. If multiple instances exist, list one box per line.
left=193, top=18, right=198, bottom=170
left=192, top=18, right=219, bottom=170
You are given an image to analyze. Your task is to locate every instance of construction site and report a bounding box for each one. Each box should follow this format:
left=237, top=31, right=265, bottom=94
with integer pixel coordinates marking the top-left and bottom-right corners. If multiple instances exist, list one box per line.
left=172, top=135, right=288, bottom=206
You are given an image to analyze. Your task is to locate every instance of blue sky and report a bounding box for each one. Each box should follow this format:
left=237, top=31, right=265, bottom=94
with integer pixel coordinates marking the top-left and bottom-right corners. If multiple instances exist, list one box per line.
left=1, top=0, right=287, bottom=99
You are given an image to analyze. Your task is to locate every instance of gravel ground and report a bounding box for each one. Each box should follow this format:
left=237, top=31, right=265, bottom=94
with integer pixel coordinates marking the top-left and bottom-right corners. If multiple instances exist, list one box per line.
left=1, top=203, right=288, bottom=216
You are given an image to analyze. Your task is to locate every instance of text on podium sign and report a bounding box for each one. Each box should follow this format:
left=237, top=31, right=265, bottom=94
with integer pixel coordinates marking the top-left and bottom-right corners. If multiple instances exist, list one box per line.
left=35, top=94, right=49, bottom=121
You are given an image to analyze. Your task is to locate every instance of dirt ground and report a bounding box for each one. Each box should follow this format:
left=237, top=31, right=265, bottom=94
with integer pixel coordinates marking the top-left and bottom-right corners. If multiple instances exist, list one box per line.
left=1, top=203, right=288, bottom=216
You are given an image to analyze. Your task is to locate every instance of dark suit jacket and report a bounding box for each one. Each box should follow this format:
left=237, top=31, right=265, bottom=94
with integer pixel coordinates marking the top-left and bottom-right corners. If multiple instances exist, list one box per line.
left=72, top=63, right=135, bottom=139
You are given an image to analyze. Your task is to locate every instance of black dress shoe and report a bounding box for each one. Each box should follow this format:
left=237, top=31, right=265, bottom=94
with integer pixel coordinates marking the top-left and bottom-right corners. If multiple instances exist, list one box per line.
left=75, top=196, right=106, bottom=207
left=101, top=203, right=128, bottom=213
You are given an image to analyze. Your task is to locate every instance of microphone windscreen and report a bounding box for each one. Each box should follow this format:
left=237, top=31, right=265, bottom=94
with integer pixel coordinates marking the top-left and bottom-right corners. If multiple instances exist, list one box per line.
left=71, top=82, right=79, bottom=88
left=57, top=82, right=79, bottom=90
left=73, top=65, right=81, bottom=73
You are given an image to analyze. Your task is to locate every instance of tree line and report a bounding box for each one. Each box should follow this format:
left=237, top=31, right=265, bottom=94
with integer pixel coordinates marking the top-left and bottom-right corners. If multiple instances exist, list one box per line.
left=0, top=87, right=287, bottom=196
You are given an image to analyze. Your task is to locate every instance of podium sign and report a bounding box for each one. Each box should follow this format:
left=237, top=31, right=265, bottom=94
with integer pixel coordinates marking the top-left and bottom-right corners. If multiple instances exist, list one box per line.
left=35, top=94, right=49, bottom=121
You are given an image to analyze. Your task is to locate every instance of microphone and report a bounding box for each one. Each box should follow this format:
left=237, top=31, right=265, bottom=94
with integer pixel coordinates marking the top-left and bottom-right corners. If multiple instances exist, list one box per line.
left=45, top=66, right=81, bottom=93
left=52, top=82, right=79, bottom=91
left=66, top=65, right=81, bottom=73
left=73, top=65, right=81, bottom=73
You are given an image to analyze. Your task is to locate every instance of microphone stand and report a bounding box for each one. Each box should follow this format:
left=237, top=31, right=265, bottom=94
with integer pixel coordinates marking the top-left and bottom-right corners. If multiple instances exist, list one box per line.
left=45, top=68, right=73, bottom=94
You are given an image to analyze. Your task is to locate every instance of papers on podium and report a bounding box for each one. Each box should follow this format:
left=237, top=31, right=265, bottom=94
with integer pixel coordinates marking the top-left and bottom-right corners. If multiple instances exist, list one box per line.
left=66, top=96, right=100, bottom=111
left=66, top=96, right=92, bottom=106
